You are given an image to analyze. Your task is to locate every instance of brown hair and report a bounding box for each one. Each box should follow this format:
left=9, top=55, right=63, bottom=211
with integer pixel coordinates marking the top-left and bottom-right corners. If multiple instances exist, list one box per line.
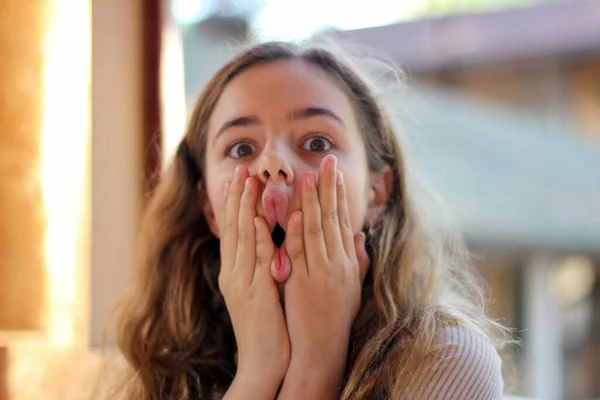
left=113, top=39, right=510, bottom=399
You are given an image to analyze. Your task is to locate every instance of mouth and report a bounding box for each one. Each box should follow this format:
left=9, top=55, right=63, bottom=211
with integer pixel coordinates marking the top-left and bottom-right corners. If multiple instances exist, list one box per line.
left=271, top=223, right=286, bottom=248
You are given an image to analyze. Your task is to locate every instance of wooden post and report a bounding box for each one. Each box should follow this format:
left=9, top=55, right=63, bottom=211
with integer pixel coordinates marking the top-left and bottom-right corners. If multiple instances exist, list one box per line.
left=524, top=254, right=563, bottom=400
left=0, top=347, right=7, bottom=400
left=91, top=0, right=144, bottom=347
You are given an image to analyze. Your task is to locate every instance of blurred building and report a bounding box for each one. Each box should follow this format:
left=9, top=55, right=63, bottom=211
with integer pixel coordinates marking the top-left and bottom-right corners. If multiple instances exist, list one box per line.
left=348, top=2, right=600, bottom=399
left=350, top=0, right=600, bottom=140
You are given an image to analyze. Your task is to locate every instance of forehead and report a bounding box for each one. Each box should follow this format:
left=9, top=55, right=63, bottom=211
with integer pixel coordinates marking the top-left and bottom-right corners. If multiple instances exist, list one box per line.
left=209, top=60, right=357, bottom=129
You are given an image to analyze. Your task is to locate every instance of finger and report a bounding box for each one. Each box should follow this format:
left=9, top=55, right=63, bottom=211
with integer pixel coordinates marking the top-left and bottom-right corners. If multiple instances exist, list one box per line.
left=218, top=180, right=232, bottom=269
left=318, top=155, right=344, bottom=261
left=221, top=165, right=248, bottom=273
left=354, top=232, right=370, bottom=284
left=285, top=210, right=308, bottom=276
left=336, top=170, right=356, bottom=262
left=253, top=216, right=275, bottom=284
left=236, top=176, right=258, bottom=282
left=302, top=171, right=328, bottom=273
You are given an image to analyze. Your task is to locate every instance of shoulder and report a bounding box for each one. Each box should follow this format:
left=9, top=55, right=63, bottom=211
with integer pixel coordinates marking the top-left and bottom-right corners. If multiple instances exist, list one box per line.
left=403, top=324, right=504, bottom=400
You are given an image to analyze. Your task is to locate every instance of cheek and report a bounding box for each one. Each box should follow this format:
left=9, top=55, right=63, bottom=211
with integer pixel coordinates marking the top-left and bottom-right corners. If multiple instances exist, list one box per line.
left=205, top=174, right=229, bottom=230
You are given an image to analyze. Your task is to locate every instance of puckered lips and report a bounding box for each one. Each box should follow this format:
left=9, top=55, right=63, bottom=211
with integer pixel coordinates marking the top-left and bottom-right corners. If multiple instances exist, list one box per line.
left=262, top=184, right=291, bottom=282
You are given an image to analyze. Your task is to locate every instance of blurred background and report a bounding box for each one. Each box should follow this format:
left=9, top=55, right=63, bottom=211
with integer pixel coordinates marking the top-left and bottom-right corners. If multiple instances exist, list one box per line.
left=0, top=0, right=599, bottom=399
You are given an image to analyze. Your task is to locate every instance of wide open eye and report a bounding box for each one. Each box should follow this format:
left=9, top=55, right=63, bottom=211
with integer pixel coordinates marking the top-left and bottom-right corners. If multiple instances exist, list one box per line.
left=271, top=223, right=286, bottom=248
left=227, top=141, right=257, bottom=159
left=301, top=136, right=333, bottom=153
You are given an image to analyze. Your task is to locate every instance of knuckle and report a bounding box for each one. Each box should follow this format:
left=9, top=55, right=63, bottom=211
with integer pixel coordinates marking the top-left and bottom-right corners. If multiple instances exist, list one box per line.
left=255, top=227, right=267, bottom=244
left=287, top=228, right=300, bottom=243
left=225, top=218, right=236, bottom=235
left=345, top=259, right=359, bottom=276
left=340, top=215, right=352, bottom=234
left=306, top=223, right=323, bottom=239
left=237, top=229, right=252, bottom=246
left=288, top=245, right=305, bottom=262
left=321, top=274, right=337, bottom=290
left=255, top=254, right=271, bottom=266
left=324, top=209, right=338, bottom=225
left=332, top=258, right=347, bottom=275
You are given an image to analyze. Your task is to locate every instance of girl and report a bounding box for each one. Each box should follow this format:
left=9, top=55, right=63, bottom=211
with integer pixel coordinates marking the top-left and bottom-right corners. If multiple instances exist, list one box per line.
left=114, top=40, right=509, bottom=399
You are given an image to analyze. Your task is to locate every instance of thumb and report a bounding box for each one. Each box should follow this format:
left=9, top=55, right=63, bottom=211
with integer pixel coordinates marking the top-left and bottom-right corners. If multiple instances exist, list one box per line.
left=354, top=232, right=369, bottom=284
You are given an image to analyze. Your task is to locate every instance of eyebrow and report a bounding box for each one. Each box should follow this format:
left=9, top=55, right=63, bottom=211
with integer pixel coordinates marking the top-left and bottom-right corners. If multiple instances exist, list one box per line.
left=215, top=116, right=261, bottom=139
left=214, top=107, right=345, bottom=144
left=287, top=107, right=345, bottom=127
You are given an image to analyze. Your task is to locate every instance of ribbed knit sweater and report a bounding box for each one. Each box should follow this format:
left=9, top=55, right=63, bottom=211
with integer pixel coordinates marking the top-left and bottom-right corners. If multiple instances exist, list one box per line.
left=401, top=324, right=504, bottom=399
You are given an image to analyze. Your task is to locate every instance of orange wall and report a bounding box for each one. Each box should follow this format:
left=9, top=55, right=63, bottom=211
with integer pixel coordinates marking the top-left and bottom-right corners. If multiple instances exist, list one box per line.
left=0, top=0, right=48, bottom=331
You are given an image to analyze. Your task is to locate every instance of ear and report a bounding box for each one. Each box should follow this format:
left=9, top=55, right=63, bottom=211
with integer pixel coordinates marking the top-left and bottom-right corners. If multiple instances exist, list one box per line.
left=363, top=165, right=393, bottom=229
left=199, top=183, right=220, bottom=238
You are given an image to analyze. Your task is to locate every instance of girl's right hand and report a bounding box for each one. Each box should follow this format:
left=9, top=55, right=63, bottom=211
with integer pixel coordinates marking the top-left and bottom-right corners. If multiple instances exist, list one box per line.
left=220, top=165, right=290, bottom=399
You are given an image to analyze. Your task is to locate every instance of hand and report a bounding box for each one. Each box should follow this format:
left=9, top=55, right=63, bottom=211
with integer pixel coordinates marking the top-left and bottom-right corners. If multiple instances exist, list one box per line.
left=279, top=155, right=370, bottom=399
left=219, top=165, right=290, bottom=399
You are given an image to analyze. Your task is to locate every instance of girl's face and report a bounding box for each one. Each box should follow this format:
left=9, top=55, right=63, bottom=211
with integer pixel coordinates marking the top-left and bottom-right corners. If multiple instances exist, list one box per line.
left=202, top=60, right=374, bottom=260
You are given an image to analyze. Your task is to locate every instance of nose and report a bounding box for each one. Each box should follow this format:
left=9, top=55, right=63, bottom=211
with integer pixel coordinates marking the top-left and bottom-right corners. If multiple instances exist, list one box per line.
left=258, top=151, right=294, bottom=185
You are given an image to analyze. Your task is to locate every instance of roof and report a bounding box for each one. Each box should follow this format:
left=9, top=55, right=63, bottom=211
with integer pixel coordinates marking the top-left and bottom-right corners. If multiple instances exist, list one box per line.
left=345, top=0, right=600, bottom=71
left=400, top=88, right=600, bottom=253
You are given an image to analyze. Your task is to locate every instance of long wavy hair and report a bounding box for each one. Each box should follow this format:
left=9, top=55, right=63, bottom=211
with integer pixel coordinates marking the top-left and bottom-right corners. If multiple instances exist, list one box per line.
left=113, top=39, right=510, bottom=399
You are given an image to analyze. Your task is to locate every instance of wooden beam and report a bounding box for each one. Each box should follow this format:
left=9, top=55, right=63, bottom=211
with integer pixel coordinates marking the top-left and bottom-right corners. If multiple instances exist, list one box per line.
left=143, top=0, right=163, bottom=191
left=572, top=58, right=600, bottom=140
left=0, top=347, right=7, bottom=400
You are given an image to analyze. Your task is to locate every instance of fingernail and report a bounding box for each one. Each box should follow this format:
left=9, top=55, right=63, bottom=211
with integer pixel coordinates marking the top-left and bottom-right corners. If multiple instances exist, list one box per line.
left=234, top=165, right=243, bottom=180
left=253, top=217, right=261, bottom=230
left=327, top=155, right=337, bottom=171
left=294, top=210, right=303, bottom=225
left=305, top=172, right=315, bottom=188
left=244, top=177, right=252, bottom=193
left=336, top=171, right=343, bottom=186
left=223, top=181, right=230, bottom=197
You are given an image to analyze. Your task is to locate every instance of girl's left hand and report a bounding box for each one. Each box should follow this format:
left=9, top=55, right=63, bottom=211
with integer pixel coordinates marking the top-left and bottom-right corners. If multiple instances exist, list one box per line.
left=279, top=155, right=370, bottom=398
